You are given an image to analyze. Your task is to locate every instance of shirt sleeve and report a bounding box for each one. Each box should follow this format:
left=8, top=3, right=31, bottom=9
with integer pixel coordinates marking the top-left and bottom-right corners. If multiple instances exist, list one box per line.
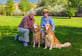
left=24, top=17, right=29, bottom=28
left=33, top=18, right=35, bottom=23
left=50, top=18, right=55, bottom=31
left=40, top=18, right=44, bottom=28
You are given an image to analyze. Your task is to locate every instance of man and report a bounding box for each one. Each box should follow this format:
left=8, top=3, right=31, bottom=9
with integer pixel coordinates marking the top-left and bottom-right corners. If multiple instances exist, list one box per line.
left=40, top=9, right=55, bottom=39
left=15, top=10, right=36, bottom=46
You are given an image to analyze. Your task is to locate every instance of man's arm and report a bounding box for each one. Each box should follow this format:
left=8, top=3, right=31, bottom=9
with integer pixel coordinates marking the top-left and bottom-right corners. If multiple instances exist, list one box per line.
left=24, top=17, right=29, bottom=29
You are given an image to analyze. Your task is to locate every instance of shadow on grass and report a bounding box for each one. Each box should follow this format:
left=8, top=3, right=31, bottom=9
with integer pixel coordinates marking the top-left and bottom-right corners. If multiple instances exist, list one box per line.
left=0, top=26, right=82, bottom=56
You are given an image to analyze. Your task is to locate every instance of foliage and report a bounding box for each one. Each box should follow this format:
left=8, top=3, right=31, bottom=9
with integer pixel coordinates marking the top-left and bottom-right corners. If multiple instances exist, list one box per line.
left=37, top=0, right=82, bottom=17
left=35, top=6, right=45, bottom=16
left=0, top=2, right=6, bottom=16
left=65, top=1, right=75, bottom=18
left=6, top=0, right=15, bottom=16
left=1, top=6, right=7, bottom=16
left=48, top=4, right=66, bottom=16
left=65, top=0, right=82, bottom=18
left=13, top=10, right=24, bottom=16
left=69, top=0, right=82, bottom=8
left=36, top=0, right=67, bottom=16
left=18, top=0, right=31, bottom=16
left=65, top=7, right=75, bottom=18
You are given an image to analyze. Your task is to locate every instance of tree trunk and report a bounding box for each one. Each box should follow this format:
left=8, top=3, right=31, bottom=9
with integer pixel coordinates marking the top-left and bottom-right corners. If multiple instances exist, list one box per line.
left=69, top=16, right=72, bottom=19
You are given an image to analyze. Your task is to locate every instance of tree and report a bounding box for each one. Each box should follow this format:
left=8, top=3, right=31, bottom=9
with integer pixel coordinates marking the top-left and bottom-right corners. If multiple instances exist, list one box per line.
left=0, top=2, right=2, bottom=15
left=65, top=0, right=82, bottom=18
left=18, top=0, right=31, bottom=16
left=0, top=1, right=6, bottom=16
left=69, top=0, right=82, bottom=8
left=6, top=0, right=15, bottom=16
left=36, top=0, right=67, bottom=16
left=2, top=6, right=7, bottom=16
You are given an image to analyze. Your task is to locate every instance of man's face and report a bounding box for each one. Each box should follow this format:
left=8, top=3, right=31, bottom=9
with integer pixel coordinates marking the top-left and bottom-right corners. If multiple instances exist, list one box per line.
left=30, top=12, right=35, bottom=18
left=43, top=12, right=49, bottom=17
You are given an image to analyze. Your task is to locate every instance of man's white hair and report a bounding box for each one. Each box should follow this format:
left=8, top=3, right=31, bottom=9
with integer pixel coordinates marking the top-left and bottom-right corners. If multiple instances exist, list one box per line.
left=29, top=10, right=36, bottom=15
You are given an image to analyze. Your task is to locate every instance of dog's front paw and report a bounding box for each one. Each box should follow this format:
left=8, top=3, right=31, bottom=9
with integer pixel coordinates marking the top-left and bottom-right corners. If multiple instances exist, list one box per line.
left=33, top=46, right=35, bottom=48
left=59, top=47, right=61, bottom=49
left=49, top=48, right=52, bottom=50
left=58, top=46, right=61, bottom=49
left=44, top=47, right=47, bottom=49
left=38, top=46, right=40, bottom=48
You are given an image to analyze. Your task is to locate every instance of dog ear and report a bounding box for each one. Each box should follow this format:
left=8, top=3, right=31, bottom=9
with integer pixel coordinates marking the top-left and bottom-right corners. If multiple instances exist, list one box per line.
left=48, top=24, right=52, bottom=31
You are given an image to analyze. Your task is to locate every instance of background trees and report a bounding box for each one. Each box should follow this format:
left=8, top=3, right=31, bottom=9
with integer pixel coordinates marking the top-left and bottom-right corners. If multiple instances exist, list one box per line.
left=6, top=0, right=15, bottom=16
left=18, top=0, right=31, bottom=16
left=65, top=0, right=82, bottom=18
left=0, top=1, right=6, bottom=16
left=0, top=0, right=82, bottom=17
left=36, top=0, right=82, bottom=18
left=36, top=0, right=67, bottom=16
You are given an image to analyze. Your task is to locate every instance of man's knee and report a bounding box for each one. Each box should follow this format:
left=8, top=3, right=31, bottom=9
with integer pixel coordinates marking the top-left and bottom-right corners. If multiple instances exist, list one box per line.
left=24, top=29, right=30, bottom=34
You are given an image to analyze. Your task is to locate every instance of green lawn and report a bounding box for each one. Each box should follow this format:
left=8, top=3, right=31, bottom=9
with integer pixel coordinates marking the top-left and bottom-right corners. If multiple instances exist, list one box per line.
left=0, top=16, right=82, bottom=56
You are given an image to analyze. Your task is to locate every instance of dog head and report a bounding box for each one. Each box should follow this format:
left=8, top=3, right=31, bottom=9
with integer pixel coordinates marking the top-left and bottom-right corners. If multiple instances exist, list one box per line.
left=33, top=24, right=40, bottom=32
left=44, top=24, right=52, bottom=33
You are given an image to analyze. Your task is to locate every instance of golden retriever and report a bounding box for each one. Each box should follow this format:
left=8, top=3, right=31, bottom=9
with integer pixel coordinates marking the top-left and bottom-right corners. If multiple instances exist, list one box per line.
left=44, top=24, right=71, bottom=50
left=32, top=24, right=42, bottom=48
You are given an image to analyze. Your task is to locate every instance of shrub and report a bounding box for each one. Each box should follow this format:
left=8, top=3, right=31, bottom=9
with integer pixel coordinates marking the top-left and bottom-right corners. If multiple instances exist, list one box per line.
left=65, top=7, right=75, bottom=18
left=36, top=4, right=66, bottom=16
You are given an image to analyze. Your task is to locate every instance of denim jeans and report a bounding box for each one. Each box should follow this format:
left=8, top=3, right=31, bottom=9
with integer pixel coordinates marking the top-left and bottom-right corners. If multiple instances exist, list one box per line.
left=17, top=27, right=30, bottom=42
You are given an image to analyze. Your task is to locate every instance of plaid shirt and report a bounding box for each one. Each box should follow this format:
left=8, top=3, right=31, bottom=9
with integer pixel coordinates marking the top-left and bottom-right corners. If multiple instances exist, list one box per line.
left=19, top=15, right=34, bottom=31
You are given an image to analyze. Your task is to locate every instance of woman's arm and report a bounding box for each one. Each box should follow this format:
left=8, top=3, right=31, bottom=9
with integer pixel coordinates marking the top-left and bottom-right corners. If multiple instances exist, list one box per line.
left=40, top=18, right=44, bottom=28
left=50, top=18, right=55, bottom=31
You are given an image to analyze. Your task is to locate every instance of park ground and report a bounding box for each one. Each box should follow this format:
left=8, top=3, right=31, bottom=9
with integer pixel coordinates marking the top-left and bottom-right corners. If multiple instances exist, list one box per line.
left=0, top=16, right=82, bottom=56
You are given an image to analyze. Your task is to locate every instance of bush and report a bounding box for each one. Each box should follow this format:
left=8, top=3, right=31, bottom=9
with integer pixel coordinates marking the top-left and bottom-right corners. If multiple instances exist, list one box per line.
left=48, top=4, right=66, bottom=16
left=36, top=4, right=66, bottom=16
left=13, top=10, right=24, bottom=16
left=65, top=7, right=75, bottom=18
left=35, top=7, right=45, bottom=16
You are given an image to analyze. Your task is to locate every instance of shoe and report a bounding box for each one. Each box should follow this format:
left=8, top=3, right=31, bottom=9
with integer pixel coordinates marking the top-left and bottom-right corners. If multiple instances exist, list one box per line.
left=23, top=42, right=28, bottom=47
left=14, top=34, right=19, bottom=40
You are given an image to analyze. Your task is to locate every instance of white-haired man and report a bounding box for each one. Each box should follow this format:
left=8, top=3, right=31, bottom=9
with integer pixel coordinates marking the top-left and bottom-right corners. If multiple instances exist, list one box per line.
left=15, top=10, right=36, bottom=46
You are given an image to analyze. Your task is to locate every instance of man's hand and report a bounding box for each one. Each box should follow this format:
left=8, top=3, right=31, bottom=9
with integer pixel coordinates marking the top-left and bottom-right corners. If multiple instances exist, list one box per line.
left=30, top=28, right=33, bottom=32
left=24, top=26, right=28, bottom=29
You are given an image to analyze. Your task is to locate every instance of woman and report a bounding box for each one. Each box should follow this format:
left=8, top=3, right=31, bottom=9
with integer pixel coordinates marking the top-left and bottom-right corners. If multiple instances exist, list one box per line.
left=40, top=9, right=55, bottom=39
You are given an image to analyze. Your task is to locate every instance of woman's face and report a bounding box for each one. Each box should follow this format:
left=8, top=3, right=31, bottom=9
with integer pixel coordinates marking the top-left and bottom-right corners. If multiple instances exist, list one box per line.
left=43, top=12, right=49, bottom=17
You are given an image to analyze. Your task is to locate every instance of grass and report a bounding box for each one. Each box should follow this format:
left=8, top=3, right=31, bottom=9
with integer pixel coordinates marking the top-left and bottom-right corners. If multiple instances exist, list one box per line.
left=0, top=16, right=82, bottom=56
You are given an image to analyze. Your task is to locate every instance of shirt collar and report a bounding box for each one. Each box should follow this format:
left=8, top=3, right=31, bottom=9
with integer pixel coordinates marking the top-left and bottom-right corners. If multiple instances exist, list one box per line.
left=28, top=15, right=34, bottom=20
left=44, top=16, right=49, bottom=21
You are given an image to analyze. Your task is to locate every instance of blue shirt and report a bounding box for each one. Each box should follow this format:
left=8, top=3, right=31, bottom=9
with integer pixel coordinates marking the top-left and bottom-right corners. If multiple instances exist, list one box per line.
left=40, top=16, right=55, bottom=31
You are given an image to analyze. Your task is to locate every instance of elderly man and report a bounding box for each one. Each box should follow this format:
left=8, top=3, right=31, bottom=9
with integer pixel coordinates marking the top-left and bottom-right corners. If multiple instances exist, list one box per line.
left=41, top=9, right=55, bottom=39
left=15, top=10, right=35, bottom=46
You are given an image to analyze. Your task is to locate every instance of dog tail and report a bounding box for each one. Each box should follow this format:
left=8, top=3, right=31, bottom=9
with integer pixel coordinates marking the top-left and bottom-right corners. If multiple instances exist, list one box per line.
left=61, top=42, right=71, bottom=47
